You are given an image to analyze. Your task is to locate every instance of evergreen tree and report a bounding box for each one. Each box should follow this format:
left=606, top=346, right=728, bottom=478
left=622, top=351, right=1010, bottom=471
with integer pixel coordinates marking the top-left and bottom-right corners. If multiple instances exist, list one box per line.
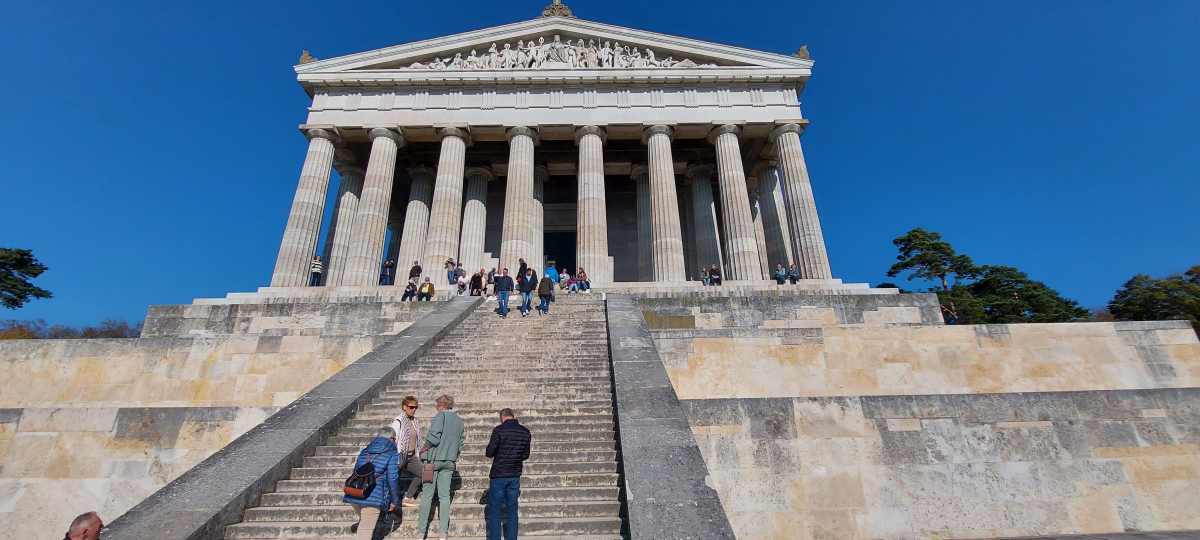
left=1108, top=265, right=1200, bottom=333
left=0, top=248, right=52, bottom=310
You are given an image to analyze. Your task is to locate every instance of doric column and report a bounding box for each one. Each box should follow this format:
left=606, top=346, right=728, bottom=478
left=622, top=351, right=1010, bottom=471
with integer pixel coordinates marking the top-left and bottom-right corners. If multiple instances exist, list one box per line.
left=686, top=164, right=724, bottom=279
left=342, top=127, right=404, bottom=286
left=270, top=127, right=338, bottom=287
left=748, top=185, right=771, bottom=277
left=633, top=165, right=652, bottom=281
left=499, top=126, right=538, bottom=273
left=322, top=162, right=364, bottom=286
left=395, top=166, right=434, bottom=278
left=771, top=123, right=832, bottom=279
left=709, top=124, right=763, bottom=280
left=421, top=127, right=471, bottom=276
left=458, top=166, right=492, bottom=274
left=533, top=165, right=548, bottom=273
left=643, top=125, right=687, bottom=281
left=575, top=125, right=610, bottom=284
left=756, top=163, right=795, bottom=268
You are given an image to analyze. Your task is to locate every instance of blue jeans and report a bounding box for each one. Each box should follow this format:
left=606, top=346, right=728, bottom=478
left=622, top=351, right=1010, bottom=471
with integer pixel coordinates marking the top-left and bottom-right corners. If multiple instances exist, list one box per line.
left=538, top=295, right=550, bottom=314
left=520, top=291, right=533, bottom=314
left=486, top=477, right=520, bottom=540
left=576, top=281, right=590, bottom=291
left=497, top=291, right=510, bottom=316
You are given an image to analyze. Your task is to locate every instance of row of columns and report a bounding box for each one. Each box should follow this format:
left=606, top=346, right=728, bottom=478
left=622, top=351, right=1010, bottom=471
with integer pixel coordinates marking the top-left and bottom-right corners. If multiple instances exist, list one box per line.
left=270, top=122, right=831, bottom=288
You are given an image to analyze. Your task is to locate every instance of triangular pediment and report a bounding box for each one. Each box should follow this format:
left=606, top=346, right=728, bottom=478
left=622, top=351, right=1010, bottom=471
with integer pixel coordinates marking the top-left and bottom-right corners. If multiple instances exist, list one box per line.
left=296, top=16, right=811, bottom=78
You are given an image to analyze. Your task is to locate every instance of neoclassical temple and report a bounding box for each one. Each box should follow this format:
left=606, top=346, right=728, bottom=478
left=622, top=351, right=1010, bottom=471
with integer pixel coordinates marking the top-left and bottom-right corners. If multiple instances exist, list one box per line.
left=270, top=1, right=831, bottom=287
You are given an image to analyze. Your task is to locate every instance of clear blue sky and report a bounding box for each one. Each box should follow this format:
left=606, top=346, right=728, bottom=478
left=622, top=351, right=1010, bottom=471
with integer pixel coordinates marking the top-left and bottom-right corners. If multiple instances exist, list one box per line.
left=2, top=1, right=1197, bottom=325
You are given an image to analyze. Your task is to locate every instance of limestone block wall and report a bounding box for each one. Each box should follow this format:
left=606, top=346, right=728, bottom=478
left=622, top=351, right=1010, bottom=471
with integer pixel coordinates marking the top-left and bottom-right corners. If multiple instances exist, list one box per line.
left=0, top=299, right=435, bottom=540
left=637, top=294, right=1200, bottom=539
left=682, top=390, right=1200, bottom=539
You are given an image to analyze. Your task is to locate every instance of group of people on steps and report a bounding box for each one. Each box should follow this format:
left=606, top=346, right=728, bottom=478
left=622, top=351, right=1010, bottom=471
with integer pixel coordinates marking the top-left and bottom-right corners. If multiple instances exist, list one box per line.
left=342, top=394, right=532, bottom=540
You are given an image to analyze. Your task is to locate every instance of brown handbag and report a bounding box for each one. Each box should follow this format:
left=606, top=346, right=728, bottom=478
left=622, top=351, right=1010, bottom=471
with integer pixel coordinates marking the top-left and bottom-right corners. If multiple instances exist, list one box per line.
left=421, top=462, right=435, bottom=483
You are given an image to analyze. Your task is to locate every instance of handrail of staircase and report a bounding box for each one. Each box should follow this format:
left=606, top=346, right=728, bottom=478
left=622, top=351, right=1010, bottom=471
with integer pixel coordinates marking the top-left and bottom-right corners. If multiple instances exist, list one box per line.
left=604, top=295, right=736, bottom=539
left=103, top=296, right=483, bottom=540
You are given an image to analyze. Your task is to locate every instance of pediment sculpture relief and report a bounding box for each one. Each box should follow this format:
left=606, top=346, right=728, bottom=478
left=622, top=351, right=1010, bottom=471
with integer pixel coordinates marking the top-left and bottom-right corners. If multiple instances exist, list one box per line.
left=407, top=34, right=719, bottom=70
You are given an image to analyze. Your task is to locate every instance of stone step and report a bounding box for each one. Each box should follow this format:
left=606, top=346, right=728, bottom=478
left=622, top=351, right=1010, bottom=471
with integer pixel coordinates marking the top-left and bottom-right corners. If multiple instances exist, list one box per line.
left=352, top=411, right=613, bottom=425
left=224, top=516, right=622, bottom=539
left=302, top=449, right=617, bottom=468
left=334, top=425, right=614, bottom=440
left=290, top=460, right=618, bottom=481
left=243, top=500, right=621, bottom=522
left=273, top=472, right=620, bottom=493
left=364, top=399, right=613, bottom=411
left=346, top=415, right=614, bottom=429
left=327, top=429, right=616, bottom=448
left=259, top=485, right=619, bottom=507
left=389, top=375, right=613, bottom=385
left=355, top=405, right=613, bottom=418
left=313, top=439, right=617, bottom=457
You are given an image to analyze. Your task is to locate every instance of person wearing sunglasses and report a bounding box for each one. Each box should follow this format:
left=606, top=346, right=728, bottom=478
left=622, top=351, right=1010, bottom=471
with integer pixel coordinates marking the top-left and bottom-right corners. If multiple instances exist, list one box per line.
left=390, top=396, right=424, bottom=507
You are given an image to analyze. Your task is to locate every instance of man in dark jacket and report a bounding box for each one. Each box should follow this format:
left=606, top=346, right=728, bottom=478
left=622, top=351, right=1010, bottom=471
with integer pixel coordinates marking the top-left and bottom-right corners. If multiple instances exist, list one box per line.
left=485, top=408, right=531, bottom=540
left=408, top=261, right=422, bottom=281
left=517, top=269, right=537, bottom=317
left=493, top=268, right=515, bottom=318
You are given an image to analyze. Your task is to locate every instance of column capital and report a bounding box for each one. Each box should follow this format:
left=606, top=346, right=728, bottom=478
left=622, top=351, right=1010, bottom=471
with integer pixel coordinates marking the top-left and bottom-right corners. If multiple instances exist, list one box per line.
left=506, top=126, right=540, bottom=144
left=768, top=122, right=807, bottom=143
left=630, top=163, right=649, bottom=179
left=301, top=125, right=340, bottom=143
left=685, top=163, right=715, bottom=181
left=464, top=166, right=494, bottom=181
left=437, top=126, right=473, bottom=146
left=534, top=164, right=550, bottom=181
left=706, top=124, right=741, bottom=144
left=641, top=125, right=674, bottom=144
left=408, top=166, right=436, bottom=180
left=574, top=125, right=607, bottom=145
left=749, top=161, right=778, bottom=180
left=367, top=126, right=406, bottom=147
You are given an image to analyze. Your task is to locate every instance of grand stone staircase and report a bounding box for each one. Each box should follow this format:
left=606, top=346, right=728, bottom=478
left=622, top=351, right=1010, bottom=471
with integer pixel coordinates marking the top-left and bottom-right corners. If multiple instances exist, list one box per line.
left=223, top=295, right=626, bottom=539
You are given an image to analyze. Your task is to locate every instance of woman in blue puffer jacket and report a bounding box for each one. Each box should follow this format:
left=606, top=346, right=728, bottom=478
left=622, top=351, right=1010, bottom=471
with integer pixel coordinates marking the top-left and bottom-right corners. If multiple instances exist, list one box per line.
left=342, top=428, right=401, bottom=540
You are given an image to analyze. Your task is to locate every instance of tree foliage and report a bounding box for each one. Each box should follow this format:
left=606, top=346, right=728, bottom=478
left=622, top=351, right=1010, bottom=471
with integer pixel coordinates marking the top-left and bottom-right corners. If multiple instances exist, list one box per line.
left=886, top=229, right=1088, bottom=324
left=0, top=319, right=142, bottom=340
left=886, top=228, right=977, bottom=291
left=0, top=248, right=52, bottom=309
left=1108, top=265, right=1200, bottom=333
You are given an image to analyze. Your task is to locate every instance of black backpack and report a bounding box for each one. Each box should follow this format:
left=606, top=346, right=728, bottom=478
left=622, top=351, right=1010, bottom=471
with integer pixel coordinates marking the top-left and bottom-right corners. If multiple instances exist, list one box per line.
left=343, top=453, right=379, bottom=499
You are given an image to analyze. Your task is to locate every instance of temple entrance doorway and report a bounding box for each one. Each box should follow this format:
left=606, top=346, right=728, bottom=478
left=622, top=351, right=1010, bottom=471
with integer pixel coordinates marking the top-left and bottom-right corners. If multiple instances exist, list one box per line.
left=544, top=231, right=577, bottom=275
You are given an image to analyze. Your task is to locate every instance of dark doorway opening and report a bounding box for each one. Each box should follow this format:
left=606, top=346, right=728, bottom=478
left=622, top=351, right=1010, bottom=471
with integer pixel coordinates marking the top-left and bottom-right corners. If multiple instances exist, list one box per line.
left=544, top=231, right=577, bottom=274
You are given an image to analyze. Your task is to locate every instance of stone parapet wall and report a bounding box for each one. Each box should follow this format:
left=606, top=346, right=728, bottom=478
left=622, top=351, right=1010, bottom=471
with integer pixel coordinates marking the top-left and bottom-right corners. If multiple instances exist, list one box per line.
left=653, top=320, right=1199, bottom=400
left=682, top=390, right=1200, bottom=539
left=142, top=298, right=438, bottom=337
left=635, top=294, right=1200, bottom=539
left=0, top=405, right=272, bottom=540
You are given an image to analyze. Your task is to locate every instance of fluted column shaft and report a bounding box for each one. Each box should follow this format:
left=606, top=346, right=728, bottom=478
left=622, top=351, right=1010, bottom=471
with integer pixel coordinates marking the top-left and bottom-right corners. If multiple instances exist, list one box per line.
left=323, top=165, right=365, bottom=286
left=499, top=127, right=538, bottom=272
left=458, top=167, right=491, bottom=274
left=757, top=164, right=795, bottom=267
left=749, top=190, right=771, bottom=276
left=421, top=128, right=471, bottom=276
left=575, top=126, right=610, bottom=283
left=270, top=128, right=338, bottom=287
left=687, top=165, right=724, bottom=278
left=710, top=125, right=763, bottom=280
left=644, top=126, right=686, bottom=281
left=532, top=166, right=548, bottom=273
left=396, top=167, right=434, bottom=278
left=772, top=124, right=832, bottom=279
left=634, top=168, right=652, bottom=281
left=342, top=128, right=404, bottom=286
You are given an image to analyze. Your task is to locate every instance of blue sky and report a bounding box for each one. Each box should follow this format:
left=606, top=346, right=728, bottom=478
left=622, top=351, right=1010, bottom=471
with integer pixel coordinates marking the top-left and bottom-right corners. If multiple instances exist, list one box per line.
left=2, top=0, right=1197, bottom=325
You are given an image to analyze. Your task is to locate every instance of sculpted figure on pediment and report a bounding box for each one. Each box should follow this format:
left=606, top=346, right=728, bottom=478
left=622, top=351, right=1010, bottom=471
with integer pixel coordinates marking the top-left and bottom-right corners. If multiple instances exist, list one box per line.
left=407, top=33, right=721, bottom=70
